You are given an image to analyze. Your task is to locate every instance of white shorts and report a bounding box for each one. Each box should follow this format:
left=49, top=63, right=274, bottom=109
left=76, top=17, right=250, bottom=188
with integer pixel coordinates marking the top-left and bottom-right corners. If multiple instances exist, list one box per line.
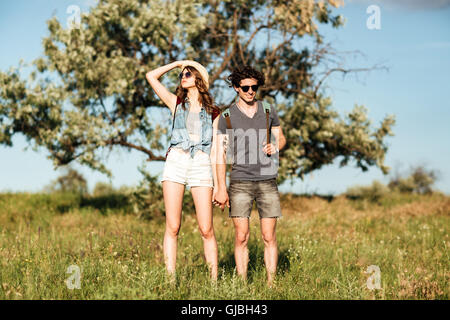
left=160, top=148, right=214, bottom=188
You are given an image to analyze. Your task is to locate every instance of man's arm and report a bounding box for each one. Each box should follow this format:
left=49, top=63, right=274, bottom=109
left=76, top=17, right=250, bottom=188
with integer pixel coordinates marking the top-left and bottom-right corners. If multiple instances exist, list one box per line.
left=272, top=125, right=286, bottom=151
left=262, top=125, right=286, bottom=155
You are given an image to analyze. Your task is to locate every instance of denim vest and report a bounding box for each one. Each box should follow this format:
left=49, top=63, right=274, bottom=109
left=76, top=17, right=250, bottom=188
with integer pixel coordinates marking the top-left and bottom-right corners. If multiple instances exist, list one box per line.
left=169, top=99, right=213, bottom=158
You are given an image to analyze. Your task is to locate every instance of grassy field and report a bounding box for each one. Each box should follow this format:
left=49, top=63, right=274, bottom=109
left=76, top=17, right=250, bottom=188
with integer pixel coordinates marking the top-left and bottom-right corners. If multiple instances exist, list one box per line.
left=0, top=191, right=448, bottom=300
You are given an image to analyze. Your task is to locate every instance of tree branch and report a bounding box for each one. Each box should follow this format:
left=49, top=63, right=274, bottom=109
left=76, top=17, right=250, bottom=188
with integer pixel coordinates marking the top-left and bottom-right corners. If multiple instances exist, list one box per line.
left=209, top=10, right=240, bottom=84
left=107, top=138, right=166, bottom=161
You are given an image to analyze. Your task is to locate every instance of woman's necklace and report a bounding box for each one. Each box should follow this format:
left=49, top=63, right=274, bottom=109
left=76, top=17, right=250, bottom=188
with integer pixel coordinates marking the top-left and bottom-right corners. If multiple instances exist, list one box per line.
left=187, top=97, right=202, bottom=112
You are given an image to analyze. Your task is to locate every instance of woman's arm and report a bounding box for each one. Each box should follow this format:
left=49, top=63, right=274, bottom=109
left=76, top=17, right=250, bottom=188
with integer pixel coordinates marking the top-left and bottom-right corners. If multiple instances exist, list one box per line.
left=215, top=133, right=230, bottom=210
left=213, top=115, right=230, bottom=210
left=145, top=61, right=184, bottom=114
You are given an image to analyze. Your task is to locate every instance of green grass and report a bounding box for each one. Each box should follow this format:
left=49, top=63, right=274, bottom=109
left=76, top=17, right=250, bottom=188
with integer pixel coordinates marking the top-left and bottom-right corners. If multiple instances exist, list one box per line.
left=0, top=191, right=448, bottom=299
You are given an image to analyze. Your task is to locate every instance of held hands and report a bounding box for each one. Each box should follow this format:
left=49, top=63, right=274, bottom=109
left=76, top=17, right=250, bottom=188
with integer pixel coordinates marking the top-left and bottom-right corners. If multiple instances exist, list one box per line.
left=213, top=187, right=230, bottom=211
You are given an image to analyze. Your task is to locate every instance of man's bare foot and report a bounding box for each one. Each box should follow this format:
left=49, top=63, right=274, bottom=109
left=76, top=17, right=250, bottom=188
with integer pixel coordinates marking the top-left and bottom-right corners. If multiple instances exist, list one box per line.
left=267, top=274, right=275, bottom=288
left=166, top=271, right=176, bottom=285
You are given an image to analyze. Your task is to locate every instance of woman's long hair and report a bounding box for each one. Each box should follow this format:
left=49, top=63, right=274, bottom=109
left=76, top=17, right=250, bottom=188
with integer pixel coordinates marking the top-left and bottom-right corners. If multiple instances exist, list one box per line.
left=175, top=66, right=220, bottom=115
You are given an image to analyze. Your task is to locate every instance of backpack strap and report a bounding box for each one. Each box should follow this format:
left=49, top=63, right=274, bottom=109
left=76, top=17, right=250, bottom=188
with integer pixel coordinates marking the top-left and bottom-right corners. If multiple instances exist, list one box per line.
left=262, top=101, right=271, bottom=113
left=262, top=101, right=271, bottom=155
left=221, top=107, right=232, bottom=130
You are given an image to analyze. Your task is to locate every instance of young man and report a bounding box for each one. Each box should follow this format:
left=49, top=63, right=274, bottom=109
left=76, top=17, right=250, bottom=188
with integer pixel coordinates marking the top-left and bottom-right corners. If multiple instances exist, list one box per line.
left=213, top=66, right=286, bottom=286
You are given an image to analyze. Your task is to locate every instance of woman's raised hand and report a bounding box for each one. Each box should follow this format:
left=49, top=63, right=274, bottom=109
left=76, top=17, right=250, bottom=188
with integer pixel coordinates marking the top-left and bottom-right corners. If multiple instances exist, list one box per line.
left=145, top=62, right=182, bottom=114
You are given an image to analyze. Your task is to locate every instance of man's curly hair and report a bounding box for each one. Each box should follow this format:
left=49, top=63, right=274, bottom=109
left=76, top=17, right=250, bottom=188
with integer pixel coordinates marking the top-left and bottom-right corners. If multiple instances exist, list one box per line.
left=227, top=65, right=265, bottom=88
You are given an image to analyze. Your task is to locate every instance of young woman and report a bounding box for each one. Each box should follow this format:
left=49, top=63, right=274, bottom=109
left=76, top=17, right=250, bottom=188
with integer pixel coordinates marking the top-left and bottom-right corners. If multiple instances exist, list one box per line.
left=146, top=60, right=221, bottom=281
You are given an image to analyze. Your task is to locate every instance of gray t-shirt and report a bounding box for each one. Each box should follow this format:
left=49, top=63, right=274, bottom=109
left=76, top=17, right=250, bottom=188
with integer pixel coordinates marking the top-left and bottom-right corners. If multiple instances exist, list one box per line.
left=217, top=101, right=281, bottom=181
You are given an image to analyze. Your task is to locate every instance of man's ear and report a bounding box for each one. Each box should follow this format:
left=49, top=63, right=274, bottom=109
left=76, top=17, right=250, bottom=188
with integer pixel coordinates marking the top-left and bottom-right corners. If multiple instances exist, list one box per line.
left=233, top=85, right=239, bottom=93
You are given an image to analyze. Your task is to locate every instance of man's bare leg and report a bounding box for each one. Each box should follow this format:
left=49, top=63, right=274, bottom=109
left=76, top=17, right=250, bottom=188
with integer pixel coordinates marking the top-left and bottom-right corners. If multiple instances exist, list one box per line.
left=232, top=217, right=250, bottom=281
left=261, top=218, right=278, bottom=287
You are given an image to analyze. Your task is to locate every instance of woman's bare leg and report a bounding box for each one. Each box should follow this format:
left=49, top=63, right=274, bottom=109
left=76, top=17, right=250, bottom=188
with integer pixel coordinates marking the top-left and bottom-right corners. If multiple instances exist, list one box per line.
left=191, top=186, right=218, bottom=281
left=162, top=181, right=185, bottom=278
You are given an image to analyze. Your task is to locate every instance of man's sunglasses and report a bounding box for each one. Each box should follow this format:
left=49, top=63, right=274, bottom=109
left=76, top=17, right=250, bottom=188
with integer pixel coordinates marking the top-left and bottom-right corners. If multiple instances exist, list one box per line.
left=179, top=71, right=192, bottom=80
left=239, top=85, right=259, bottom=92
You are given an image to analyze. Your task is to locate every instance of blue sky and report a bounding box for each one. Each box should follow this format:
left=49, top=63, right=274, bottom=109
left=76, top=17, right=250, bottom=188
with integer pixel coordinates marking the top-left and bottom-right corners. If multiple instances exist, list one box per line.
left=0, top=0, right=449, bottom=195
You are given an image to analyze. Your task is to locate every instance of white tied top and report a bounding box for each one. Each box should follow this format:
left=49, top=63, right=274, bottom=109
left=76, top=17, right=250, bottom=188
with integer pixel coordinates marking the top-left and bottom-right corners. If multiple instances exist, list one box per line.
left=186, top=110, right=201, bottom=144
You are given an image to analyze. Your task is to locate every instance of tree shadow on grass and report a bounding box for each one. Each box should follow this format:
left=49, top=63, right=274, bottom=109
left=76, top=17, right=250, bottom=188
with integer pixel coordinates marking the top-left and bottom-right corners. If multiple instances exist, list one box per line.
left=280, top=192, right=335, bottom=203
left=56, top=193, right=131, bottom=215
left=80, top=194, right=131, bottom=215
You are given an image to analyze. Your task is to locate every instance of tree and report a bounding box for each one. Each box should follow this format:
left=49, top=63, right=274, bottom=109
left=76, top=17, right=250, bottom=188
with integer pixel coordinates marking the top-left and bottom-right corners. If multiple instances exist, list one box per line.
left=388, top=165, right=439, bottom=194
left=0, top=0, right=395, bottom=183
left=92, top=181, right=116, bottom=197
left=44, top=167, right=88, bottom=194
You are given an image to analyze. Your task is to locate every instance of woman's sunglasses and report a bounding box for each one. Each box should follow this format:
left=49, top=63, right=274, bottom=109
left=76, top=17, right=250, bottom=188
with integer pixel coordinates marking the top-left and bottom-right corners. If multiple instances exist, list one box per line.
left=239, top=85, right=259, bottom=92
left=179, top=71, right=192, bottom=80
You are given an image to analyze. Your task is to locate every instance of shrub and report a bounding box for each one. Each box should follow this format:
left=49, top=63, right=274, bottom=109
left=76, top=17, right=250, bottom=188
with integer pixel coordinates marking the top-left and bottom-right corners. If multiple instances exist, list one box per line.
left=92, top=182, right=116, bottom=197
left=388, top=166, right=438, bottom=194
left=128, top=169, right=165, bottom=220
left=346, top=180, right=389, bottom=202
left=127, top=165, right=195, bottom=220
left=43, top=167, right=88, bottom=195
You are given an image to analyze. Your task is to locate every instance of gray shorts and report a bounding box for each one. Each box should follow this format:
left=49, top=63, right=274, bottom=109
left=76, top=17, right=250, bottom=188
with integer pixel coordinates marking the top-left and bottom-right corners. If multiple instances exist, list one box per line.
left=228, top=178, right=282, bottom=219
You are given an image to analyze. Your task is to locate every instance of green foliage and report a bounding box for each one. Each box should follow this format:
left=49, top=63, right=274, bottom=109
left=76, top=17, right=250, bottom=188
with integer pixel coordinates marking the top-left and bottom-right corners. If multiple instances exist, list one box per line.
left=0, top=0, right=394, bottom=184
left=279, top=96, right=395, bottom=181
